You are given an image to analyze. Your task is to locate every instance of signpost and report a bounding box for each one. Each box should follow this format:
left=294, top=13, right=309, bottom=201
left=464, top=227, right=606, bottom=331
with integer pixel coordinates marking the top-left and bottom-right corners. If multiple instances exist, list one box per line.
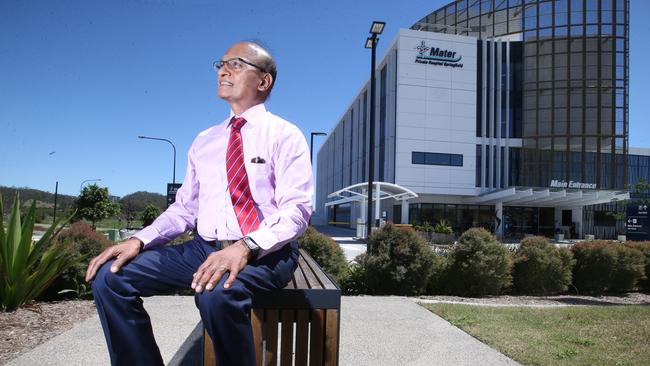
left=626, top=203, right=649, bottom=241
left=167, top=183, right=183, bottom=207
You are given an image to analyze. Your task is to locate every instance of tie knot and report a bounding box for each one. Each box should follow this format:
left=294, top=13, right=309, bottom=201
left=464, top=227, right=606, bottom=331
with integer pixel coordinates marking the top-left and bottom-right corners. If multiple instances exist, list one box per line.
left=230, top=117, right=247, bottom=130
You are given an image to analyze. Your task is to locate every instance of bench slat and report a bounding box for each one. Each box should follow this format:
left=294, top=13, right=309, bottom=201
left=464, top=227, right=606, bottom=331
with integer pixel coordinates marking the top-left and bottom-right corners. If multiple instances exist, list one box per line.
left=309, top=309, right=325, bottom=365
left=294, top=310, right=309, bottom=365
left=301, top=250, right=337, bottom=290
left=298, top=254, right=322, bottom=290
left=264, top=310, right=279, bottom=366
left=280, top=310, right=294, bottom=366
left=293, top=255, right=309, bottom=289
left=324, top=309, right=340, bottom=366
left=252, top=309, right=264, bottom=366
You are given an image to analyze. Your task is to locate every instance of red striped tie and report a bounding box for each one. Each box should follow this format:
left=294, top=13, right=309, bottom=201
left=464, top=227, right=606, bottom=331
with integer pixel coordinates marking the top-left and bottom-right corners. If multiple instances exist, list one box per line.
left=226, top=117, right=261, bottom=235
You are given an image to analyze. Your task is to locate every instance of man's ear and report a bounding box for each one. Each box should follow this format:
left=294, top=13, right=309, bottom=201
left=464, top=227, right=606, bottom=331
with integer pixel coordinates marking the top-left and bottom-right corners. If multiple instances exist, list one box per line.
left=258, top=73, right=273, bottom=92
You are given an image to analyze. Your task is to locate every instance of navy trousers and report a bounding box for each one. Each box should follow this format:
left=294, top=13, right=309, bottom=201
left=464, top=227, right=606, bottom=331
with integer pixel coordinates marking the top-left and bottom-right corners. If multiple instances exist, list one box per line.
left=91, top=235, right=298, bottom=366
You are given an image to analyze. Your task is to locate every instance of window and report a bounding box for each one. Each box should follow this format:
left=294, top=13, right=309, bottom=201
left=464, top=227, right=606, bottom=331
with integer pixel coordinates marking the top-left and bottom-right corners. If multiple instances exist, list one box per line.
left=411, top=152, right=463, bottom=167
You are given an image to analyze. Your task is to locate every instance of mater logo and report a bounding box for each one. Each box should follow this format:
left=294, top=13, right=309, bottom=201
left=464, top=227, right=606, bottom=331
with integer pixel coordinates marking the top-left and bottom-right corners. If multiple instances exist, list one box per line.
left=414, top=40, right=463, bottom=67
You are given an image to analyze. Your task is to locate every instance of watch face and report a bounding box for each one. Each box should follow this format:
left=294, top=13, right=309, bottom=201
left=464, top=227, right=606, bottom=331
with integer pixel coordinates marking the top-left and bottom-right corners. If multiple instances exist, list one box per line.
left=244, top=237, right=259, bottom=250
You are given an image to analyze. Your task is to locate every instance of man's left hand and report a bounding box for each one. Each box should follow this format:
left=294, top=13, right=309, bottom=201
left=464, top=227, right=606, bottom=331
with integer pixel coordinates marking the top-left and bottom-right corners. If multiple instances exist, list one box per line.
left=191, top=240, right=252, bottom=292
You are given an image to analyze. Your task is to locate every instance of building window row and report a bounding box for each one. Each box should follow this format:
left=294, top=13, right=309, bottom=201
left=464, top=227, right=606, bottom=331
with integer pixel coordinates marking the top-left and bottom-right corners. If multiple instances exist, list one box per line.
left=412, top=152, right=463, bottom=167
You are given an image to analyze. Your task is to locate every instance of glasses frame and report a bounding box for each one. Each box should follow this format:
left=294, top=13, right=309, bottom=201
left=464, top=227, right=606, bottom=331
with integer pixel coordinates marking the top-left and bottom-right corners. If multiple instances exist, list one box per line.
left=213, top=57, right=266, bottom=73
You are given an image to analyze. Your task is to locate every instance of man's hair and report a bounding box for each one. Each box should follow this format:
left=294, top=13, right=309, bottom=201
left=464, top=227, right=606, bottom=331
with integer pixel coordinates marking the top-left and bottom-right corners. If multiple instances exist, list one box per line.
left=245, top=41, right=277, bottom=100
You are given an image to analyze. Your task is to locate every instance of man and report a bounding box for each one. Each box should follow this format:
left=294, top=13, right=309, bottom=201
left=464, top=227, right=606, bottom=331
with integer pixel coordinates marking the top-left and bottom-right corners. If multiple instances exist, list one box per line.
left=86, top=41, right=313, bottom=366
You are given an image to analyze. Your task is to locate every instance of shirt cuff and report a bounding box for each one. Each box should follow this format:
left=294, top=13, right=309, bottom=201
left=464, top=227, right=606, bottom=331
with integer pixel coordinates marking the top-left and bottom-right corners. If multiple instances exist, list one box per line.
left=133, top=226, right=166, bottom=249
left=247, top=225, right=279, bottom=251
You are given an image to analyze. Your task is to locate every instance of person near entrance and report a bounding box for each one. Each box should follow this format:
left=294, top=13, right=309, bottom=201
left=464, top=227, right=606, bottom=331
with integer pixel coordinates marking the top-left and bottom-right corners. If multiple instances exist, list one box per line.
left=85, top=41, right=313, bottom=366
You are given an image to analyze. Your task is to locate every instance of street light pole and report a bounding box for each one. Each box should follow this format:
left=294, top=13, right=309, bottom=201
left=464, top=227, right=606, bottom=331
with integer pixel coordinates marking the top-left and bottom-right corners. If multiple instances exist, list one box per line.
left=80, top=178, right=102, bottom=192
left=53, top=181, right=58, bottom=224
left=310, top=132, right=327, bottom=164
left=138, top=136, right=177, bottom=184
left=365, top=21, right=385, bottom=250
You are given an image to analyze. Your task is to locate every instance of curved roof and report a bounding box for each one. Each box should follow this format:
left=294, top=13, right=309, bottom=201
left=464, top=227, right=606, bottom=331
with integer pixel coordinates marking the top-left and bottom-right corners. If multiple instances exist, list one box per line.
left=324, top=182, right=418, bottom=207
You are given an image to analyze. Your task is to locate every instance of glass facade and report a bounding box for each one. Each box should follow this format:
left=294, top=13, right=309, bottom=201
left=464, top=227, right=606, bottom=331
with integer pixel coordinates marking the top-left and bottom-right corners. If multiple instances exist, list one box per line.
left=412, top=0, right=629, bottom=190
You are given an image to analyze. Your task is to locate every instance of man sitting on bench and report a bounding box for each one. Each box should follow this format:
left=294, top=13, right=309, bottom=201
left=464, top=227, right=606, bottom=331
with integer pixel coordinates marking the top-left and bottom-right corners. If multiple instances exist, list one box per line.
left=85, top=40, right=313, bottom=366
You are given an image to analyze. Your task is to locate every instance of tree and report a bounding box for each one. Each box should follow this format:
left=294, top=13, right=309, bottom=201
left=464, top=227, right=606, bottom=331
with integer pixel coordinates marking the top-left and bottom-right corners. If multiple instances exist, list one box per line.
left=75, top=184, right=120, bottom=228
left=140, top=204, right=161, bottom=227
left=631, top=178, right=650, bottom=204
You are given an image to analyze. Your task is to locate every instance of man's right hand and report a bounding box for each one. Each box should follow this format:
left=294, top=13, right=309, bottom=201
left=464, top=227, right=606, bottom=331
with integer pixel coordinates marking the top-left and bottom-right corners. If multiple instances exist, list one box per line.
left=85, top=238, right=143, bottom=282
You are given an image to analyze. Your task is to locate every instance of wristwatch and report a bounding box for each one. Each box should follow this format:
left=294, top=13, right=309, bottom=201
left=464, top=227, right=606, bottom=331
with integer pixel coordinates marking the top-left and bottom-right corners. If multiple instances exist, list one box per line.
left=241, top=236, right=260, bottom=259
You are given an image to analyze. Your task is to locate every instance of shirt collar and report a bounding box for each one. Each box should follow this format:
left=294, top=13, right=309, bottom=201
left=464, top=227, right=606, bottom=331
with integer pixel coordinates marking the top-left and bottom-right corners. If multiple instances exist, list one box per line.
left=228, top=103, right=266, bottom=129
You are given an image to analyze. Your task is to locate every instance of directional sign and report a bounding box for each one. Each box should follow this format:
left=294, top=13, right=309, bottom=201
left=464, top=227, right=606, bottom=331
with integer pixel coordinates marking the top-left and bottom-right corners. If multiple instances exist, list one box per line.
left=167, top=183, right=183, bottom=207
left=626, top=203, right=649, bottom=241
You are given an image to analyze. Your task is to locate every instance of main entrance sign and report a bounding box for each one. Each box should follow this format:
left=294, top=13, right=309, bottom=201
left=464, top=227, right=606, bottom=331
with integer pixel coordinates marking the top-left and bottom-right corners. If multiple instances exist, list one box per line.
left=549, top=179, right=597, bottom=189
left=414, top=40, right=464, bottom=68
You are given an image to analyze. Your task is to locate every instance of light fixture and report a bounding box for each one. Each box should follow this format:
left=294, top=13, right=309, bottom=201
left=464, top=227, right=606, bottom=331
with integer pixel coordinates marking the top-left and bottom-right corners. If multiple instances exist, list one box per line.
left=370, top=21, right=386, bottom=35
left=365, top=37, right=374, bottom=49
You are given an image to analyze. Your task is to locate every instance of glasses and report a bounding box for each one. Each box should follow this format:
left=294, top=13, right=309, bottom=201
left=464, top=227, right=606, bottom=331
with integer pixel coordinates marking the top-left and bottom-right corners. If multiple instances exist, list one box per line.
left=213, top=57, right=266, bottom=73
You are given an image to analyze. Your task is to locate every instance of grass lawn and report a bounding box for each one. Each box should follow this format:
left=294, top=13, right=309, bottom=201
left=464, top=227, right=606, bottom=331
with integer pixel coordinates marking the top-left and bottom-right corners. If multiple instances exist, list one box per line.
left=424, top=303, right=650, bottom=366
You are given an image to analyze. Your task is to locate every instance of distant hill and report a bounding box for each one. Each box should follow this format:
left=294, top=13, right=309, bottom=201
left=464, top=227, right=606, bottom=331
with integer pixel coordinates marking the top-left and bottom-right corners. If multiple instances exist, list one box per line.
left=119, top=191, right=166, bottom=219
left=0, top=186, right=76, bottom=210
left=0, top=186, right=166, bottom=219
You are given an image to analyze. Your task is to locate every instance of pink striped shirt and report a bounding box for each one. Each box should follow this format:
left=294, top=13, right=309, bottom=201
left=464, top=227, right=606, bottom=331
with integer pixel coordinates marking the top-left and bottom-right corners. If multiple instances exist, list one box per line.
left=135, top=103, right=313, bottom=256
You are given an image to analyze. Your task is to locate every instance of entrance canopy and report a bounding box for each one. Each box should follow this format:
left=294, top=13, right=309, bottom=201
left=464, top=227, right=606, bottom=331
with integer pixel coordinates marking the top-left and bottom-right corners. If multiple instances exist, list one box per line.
left=466, top=187, right=630, bottom=207
left=324, top=182, right=418, bottom=207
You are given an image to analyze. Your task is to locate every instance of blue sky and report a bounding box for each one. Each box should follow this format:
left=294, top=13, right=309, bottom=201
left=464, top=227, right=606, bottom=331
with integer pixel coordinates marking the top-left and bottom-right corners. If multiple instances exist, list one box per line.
left=1, top=0, right=649, bottom=197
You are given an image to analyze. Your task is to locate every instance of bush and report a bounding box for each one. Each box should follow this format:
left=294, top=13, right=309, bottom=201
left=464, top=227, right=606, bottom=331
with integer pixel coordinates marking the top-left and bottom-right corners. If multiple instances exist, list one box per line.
left=625, top=242, right=650, bottom=291
left=572, top=241, right=645, bottom=294
left=611, top=244, right=645, bottom=292
left=433, top=219, right=453, bottom=234
left=358, top=224, right=437, bottom=296
left=39, top=221, right=113, bottom=300
left=426, top=254, right=448, bottom=294
left=298, top=227, right=348, bottom=283
left=513, top=236, right=575, bottom=295
left=444, top=228, right=512, bottom=296
left=340, top=257, right=368, bottom=295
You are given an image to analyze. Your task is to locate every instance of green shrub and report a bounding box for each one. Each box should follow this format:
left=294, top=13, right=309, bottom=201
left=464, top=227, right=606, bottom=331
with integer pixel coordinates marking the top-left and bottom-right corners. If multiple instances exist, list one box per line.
left=572, top=240, right=645, bottom=294
left=625, top=242, right=650, bottom=291
left=444, top=228, right=512, bottom=296
left=513, top=236, right=575, bottom=295
left=39, top=221, right=113, bottom=300
left=298, top=227, right=348, bottom=283
left=433, top=219, right=453, bottom=234
left=1, top=195, right=78, bottom=311
left=571, top=241, right=616, bottom=294
left=610, top=244, right=645, bottom=292
left=414, top=221, right=434, bottom=233
left=340, top=257, right=368, bottom=295
left=359, top=224, right=437, bottom=296
left=426, top=253, right=448, bottom=294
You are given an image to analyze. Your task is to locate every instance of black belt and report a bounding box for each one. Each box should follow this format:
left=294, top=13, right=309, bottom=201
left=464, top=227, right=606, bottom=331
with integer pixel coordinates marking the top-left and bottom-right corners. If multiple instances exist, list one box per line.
left=198, top=235, right=237, bottom=248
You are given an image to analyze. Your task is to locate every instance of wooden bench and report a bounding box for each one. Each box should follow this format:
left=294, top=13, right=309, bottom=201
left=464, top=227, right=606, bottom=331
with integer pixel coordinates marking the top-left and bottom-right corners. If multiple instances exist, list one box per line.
left=203, top=249, right=341, bottom=366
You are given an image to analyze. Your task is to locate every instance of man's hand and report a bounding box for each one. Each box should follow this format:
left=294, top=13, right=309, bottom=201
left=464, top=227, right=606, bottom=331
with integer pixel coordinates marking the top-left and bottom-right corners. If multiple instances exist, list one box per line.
left=85, top=238, right=143, bottom=282
left=191, top=240, right=251, bottom=292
